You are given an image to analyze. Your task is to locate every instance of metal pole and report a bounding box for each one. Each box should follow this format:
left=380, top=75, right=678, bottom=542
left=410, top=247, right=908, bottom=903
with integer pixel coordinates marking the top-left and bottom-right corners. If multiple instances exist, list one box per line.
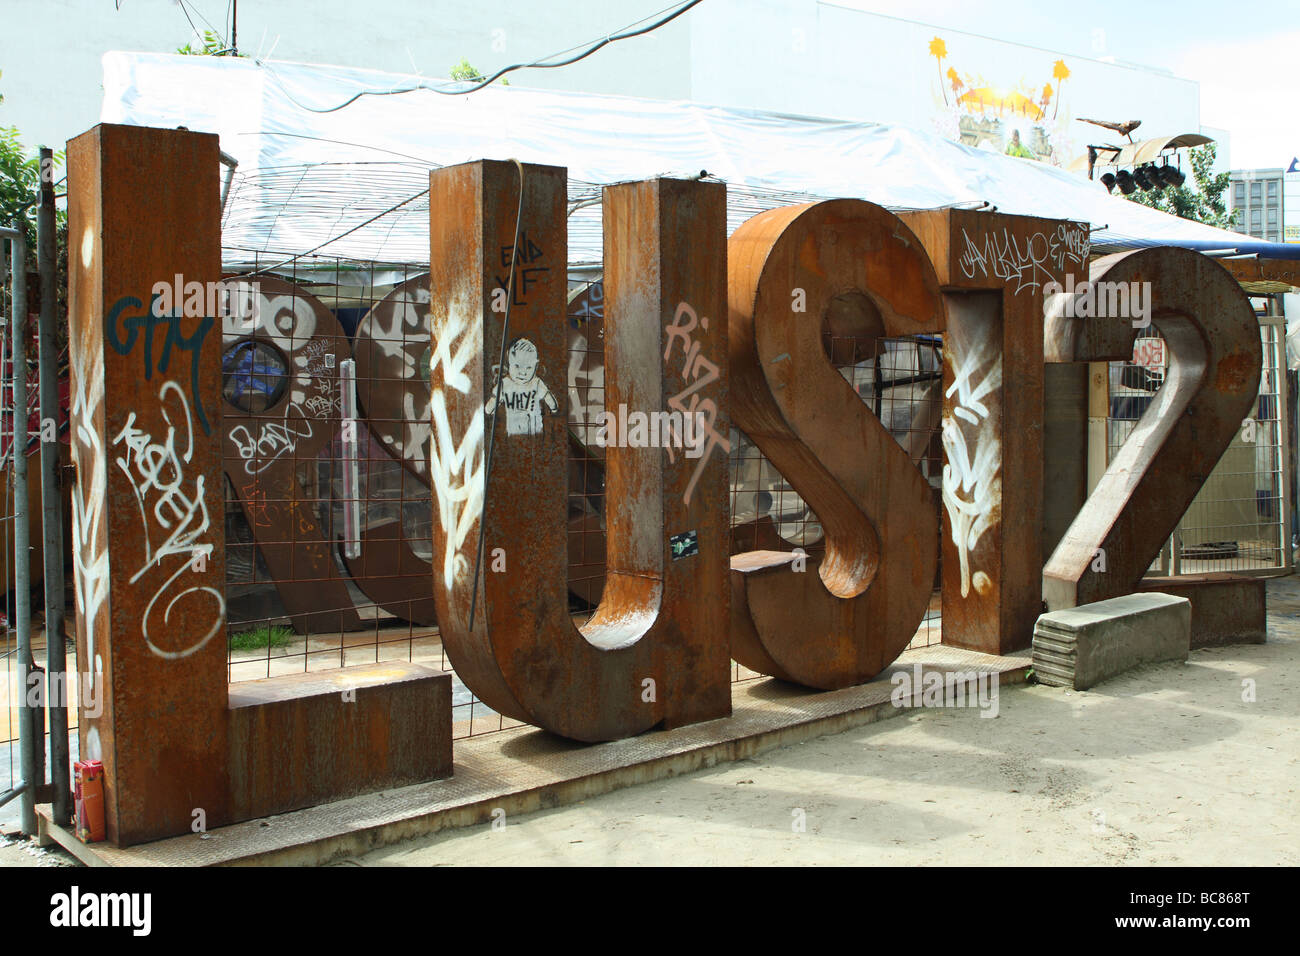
left=38, top=147, right=71, bottom=824
left=1, top=221, right=36, bottom=836
left=219, top=150, right=239, bottom=215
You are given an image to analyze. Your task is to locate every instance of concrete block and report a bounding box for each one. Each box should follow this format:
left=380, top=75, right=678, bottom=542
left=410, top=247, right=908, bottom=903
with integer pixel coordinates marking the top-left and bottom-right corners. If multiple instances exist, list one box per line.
left=1138, top=574, right=1266, bottom=648
left=1033, top=592, right=1190, bottom=690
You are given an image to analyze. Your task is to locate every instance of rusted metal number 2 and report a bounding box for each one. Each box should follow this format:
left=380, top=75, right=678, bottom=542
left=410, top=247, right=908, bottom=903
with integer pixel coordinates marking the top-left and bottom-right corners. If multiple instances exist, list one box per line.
left=1043, top=248, right=1261, bottom=608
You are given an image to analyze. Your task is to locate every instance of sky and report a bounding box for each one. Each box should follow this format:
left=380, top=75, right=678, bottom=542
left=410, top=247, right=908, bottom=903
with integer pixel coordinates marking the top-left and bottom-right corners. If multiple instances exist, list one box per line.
left=836, top=0, right=1300, bottom=170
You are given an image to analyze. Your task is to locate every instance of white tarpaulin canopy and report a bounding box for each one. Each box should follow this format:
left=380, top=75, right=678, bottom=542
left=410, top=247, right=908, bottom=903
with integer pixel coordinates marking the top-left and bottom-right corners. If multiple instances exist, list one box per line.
left=99, top=52, right=1297, bottom=269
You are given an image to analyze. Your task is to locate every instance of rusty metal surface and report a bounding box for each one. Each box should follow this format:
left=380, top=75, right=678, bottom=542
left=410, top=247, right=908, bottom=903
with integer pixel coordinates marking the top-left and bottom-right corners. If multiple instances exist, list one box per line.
left=902, top=209, right=1090, bottom=655
left=221, top=276, right=365, bottom=633
left=1043, top=248, right=1262, bottom=609
left=428, top=162, right=731, bottom=741
left=1137, top=573, right=1266, bottom=648
left=68, top=124, right=231, bottom=845
left=352, top=273, right=608, bottom=615
left=727, top=199, right=944, bottom=689
left=66, top=124, right=457, bottom=848
left=332, top=274, right=440, bottom=625
left=354, top=274, right=435, bottom=483
left=227, top=662, right=452, bottom=821
left=340, top=520, right=438, bottom=625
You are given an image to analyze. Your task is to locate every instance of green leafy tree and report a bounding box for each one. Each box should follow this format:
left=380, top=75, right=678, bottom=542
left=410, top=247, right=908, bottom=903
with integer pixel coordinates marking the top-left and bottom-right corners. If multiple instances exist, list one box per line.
left=0, top=116, right=69, bottom=351
left=1127, top=143, right=1234, bottom=230
left=0, top=125, right=44, bottom=230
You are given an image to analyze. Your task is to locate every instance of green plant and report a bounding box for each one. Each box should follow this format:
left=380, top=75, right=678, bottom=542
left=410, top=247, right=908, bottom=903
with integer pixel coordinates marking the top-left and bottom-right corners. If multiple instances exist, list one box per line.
left=0, top=125, right=46, bottom=231
left=177, top=29, right=244, bottom=57
left=0, top=119, right=69, bottom=352
left=449, top=58, right=507, bottom=86
left=228, top=625, right=294, bottom=651
left=1126, top=143, right=1234, bottom=230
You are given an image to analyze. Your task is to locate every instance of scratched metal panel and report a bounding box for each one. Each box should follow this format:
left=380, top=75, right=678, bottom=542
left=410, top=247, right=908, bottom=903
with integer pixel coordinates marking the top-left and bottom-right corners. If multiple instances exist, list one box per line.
left=68, top=124, right=231, bottom=845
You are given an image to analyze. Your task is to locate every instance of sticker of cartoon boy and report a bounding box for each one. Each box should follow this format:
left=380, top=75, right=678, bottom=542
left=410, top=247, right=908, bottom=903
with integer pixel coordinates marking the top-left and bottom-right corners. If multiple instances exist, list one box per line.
left=487, top=336, right=558, bottom=435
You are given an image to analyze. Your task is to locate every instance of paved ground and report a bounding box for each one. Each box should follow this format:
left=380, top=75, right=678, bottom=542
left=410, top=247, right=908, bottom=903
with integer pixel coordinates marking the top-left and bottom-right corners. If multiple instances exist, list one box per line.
left=0, top=830, right=74, bottom=867
left=5, top=579, right=1298, bottom=867
left=353, top=582, right=1300, bottom=866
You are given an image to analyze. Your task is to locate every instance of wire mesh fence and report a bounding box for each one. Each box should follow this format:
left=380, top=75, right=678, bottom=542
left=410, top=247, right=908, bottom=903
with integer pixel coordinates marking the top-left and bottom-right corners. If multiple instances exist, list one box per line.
left=210, top=252, right=950, bottom=738
left=1105, top=312, right=1290, bottom=577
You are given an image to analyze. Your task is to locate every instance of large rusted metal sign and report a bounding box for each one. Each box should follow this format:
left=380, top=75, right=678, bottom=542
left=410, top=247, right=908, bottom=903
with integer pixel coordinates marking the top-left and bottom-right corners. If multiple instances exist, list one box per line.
left=64, top=124, right=1272, bottom=842
left=902, top=209, right=1090, bottom=654
left=69, top=124, right=451, bottom=847
left=1042, top=247, right=1261, bottom=608
left=428, top=162, right=731, bottom=741
left=727, top=200, right=944, bottom=689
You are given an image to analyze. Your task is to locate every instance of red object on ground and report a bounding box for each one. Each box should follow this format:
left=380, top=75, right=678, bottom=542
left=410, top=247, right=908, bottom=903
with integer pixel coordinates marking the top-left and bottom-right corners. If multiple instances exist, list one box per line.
left=73, top=759, right=105, bottom=843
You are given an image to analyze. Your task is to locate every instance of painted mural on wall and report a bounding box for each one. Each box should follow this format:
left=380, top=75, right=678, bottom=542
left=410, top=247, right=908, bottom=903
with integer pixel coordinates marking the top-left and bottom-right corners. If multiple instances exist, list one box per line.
left=927, top=36, right=1075, bottom=166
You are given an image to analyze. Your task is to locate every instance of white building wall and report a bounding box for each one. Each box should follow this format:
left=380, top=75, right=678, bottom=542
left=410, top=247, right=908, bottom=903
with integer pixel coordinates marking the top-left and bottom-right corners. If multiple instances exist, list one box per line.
left=0, top=0, right=693, bottom=153
left=1, top=0, right=1205, bottom=172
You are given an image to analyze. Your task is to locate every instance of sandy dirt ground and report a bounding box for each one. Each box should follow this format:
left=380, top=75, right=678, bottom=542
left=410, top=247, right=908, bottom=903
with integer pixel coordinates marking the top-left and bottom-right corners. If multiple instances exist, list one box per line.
left=4, top=580, right=1297, bottom=867
left=353, top=586, right=1300, bottom=867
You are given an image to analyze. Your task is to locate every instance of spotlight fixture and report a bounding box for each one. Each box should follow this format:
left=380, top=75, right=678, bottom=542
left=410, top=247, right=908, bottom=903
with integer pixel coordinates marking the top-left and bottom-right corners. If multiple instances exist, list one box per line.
left=1100, top=172, right=1117, bottom=193
left=1143, top=165, right=1166, bottom=190
left=1115, top=169, right=1137, bottom=195
left=1132, top=166, right=1154, bottom=191
left=1159, top=164, right=1186, bottom=187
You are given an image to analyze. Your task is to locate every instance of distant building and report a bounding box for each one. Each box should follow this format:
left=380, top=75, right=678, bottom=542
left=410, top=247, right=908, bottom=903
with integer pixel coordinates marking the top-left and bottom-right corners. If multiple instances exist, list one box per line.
left=1229, top=168, right=1285, bottom=242
left=1286, top=158, right=1300, bottom=243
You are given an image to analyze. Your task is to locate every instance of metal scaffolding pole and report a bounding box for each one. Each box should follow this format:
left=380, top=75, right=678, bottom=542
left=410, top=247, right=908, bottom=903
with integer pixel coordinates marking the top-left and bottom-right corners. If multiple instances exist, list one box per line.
left=38, top=147, right=71, bottom=825
left=1, top=221, right=36, bottom=836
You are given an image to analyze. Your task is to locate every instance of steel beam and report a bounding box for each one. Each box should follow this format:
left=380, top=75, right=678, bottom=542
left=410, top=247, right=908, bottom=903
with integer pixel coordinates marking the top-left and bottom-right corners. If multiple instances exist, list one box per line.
left=37, top=145, right=72, bottom=827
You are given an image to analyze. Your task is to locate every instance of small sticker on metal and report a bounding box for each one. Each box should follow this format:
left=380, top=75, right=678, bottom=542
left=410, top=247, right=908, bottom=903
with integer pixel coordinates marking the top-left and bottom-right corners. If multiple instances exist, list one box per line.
left=670, top=530, right=698, bottom=560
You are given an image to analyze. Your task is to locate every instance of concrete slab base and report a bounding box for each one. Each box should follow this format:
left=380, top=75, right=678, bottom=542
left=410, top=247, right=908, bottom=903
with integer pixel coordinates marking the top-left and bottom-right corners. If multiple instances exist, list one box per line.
left=35, top=643, right=1029, bottom=866
left=1139, top=574, right=1267, bottom=648
left=1033, top=591, right=1191, bottom=690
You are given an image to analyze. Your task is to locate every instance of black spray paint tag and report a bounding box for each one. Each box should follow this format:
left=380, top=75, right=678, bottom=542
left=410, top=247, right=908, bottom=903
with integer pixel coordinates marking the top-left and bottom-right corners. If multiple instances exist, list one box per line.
left=670, top=530, right=698, bottom=561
